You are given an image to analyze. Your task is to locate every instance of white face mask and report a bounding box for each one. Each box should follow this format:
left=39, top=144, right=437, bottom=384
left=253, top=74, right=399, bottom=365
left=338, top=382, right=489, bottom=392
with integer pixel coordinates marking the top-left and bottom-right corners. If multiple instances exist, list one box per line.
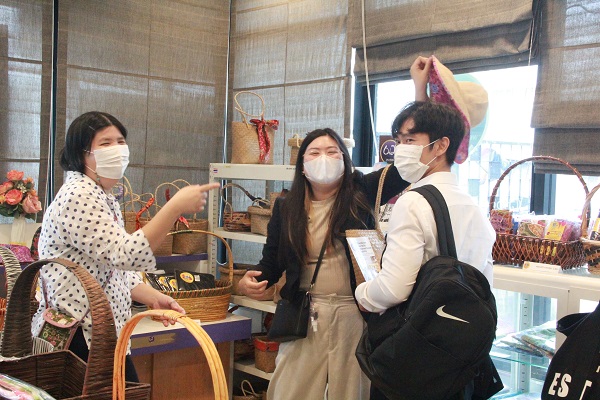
left=86, top=144, right=130, bottom=180
left=394, top=140, right=438, bottom=183
left=303, top=155, right=345, bottom=185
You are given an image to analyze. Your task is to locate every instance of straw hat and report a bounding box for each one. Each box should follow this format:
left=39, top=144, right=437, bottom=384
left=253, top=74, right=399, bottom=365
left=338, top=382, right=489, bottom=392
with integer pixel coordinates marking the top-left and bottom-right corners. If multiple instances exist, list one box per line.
left=428, top=56, right=488, bottom=164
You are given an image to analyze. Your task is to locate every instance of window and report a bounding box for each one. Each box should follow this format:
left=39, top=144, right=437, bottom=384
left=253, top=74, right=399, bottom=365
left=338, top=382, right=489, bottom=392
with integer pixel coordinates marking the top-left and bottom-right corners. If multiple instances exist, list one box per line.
left=375, top=66, right=538, bottom=214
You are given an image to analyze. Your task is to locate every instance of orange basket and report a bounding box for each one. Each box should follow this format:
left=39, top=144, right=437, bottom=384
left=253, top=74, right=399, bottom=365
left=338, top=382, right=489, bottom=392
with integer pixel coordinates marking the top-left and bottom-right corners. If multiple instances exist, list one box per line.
left=489, top=156, right=588, bottom=269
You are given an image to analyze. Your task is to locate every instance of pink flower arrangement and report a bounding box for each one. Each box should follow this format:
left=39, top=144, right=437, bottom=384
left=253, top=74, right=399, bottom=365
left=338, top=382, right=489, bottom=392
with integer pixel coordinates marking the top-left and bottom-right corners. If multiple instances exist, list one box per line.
left=0, top=170, right=42, bottom=220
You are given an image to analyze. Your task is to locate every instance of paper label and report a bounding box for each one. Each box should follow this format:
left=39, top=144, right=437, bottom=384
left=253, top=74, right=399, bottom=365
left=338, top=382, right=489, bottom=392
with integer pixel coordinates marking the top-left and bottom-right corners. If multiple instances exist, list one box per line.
left=347, top=237, right=381, bottom=281
left=523, top=261, right=562, bottom=274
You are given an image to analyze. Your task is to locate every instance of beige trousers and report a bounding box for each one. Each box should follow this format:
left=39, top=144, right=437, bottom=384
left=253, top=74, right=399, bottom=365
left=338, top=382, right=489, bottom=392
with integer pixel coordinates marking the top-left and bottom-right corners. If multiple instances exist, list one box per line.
left=267, top=295, right=370, bottom=400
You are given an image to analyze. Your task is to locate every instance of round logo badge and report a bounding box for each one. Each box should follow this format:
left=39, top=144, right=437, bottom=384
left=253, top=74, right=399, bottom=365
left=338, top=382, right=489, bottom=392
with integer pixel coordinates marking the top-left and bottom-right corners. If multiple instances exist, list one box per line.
left=380, top=139, right=396, bottom=163
left=180, top=272, right=194, bottom=283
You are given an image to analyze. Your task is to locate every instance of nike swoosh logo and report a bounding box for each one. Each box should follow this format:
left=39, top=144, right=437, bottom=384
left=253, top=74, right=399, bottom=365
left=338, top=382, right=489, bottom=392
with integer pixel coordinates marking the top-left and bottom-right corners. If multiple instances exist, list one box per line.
left=436, top=306, right=469, bottom=323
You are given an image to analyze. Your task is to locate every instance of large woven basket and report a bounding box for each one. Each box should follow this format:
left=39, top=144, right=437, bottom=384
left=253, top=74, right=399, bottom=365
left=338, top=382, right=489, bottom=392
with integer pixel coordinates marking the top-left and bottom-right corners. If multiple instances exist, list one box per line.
left=489, top=156, right=588, bottom=269
left=0, top=247, right=22, bottom=332
left=580, top=183, right=600, bottom=273
left=114, top=309, right=228, bottom=400
left=0, top=258, right=150, bottom=399
left=159, top=230, right=233, bottom=322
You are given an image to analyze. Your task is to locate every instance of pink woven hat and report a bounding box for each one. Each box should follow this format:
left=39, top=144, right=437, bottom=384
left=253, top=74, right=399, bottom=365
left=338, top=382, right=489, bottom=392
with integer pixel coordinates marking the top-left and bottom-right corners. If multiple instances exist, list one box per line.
left=428, top=56, right=488, bottom=164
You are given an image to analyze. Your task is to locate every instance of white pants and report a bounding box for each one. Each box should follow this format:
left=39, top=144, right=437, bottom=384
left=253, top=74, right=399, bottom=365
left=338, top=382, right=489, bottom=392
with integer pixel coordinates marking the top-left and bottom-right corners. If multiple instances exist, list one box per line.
left=267, top=295, right=370, bottom=400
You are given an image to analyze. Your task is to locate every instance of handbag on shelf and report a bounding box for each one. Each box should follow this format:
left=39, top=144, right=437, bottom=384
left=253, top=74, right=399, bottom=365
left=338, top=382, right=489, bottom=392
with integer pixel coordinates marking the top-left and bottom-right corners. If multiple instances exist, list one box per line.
left=267, top=241, right=327, bottom=342
left=345, top=165, right=391, bottom=285
left=231, top=91, right=279, bottom=165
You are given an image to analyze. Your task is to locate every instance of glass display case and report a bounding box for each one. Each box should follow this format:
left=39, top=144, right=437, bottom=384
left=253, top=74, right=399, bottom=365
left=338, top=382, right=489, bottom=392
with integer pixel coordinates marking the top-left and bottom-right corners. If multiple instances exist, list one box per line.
left=491, top=265, right=600, bottom=398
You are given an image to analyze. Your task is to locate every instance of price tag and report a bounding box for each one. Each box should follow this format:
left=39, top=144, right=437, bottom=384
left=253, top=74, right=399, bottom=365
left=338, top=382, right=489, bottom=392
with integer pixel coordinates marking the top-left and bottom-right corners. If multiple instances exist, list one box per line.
left=523, top=261, right=562, bottom=274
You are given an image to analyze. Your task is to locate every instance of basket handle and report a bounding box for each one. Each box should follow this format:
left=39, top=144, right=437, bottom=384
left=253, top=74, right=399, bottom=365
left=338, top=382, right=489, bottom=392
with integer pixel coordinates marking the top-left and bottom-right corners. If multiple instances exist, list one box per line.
left=488, top=156, right=589, bottom=214
left=169, top=230, right=234, bottom=284
left=1, top=258, right=117, bottom=395
left=241, top=379, right=260, bottom=397
left=220, top=183, right=261, bottom=217
left=234, top=91, right=265, bottom=126
left=113, top=310, right=228, bottom=400
left=0, top=247, right=22, bottom=302
left=581, top=183, right=600, bottom=237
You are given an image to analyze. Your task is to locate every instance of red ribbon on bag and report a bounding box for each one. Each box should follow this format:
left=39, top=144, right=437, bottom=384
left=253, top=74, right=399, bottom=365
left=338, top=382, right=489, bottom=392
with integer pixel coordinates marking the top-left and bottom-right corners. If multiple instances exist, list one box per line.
left=136, top=198, right=155, bottom=230
left=250, top=118, right=279, bottom=163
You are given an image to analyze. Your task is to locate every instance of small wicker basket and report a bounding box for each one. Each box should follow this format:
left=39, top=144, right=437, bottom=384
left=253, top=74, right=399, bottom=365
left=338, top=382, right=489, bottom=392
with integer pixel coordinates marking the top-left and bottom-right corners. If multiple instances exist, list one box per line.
left=115, top=309, right=228, bottom=399
left=159, top=230, right=233, bottom=322
left=253, top=335, right=279, bottom=373
left=248, top=199, right=271, bottom=236
left=233, top=380, right=262, bottom=400
left=222, top=183, right=257, bottom=232
left=580, top=183, right=600, bottom=273
left=489, top=156, right=588, bottom=269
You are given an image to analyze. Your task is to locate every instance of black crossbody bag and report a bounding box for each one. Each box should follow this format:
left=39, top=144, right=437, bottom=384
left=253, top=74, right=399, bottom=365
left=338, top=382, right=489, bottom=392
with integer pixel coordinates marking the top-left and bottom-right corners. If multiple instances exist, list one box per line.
left=267, top=241, right=327, bottom=342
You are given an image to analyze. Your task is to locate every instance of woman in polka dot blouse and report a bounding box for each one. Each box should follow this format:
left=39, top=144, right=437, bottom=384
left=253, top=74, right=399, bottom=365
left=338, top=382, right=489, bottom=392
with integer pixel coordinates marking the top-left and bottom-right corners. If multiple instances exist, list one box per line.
left=31, top=111, right=219, bottom=381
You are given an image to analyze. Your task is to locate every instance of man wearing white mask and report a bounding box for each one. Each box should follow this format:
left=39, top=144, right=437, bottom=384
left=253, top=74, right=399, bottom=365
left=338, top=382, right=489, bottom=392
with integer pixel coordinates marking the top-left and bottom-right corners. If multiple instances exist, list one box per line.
left=32, top=111, right=219, bottom=383
left=238, top=128, right=409, bottom=400
left=355, top=100, right=496, bottom=398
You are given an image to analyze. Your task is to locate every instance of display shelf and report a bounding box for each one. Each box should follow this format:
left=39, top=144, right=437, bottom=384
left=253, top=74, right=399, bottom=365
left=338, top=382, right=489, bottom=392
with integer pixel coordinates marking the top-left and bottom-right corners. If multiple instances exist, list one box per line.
left=490, top=346, right=550, bottom=370
left=232, top=295, right=277, bottom=313
left=234, top=358, right=273, bottom=381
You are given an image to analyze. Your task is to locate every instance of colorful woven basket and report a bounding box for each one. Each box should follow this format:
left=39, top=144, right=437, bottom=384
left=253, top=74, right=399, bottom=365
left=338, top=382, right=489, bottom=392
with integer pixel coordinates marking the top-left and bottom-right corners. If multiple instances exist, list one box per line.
left=489, top=156, right=588, bottom=269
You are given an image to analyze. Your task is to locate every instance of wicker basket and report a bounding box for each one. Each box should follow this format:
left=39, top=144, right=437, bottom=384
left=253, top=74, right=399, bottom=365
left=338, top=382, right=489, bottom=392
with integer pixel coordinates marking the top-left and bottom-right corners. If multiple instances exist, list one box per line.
left=253, top=335, right=279, bottom=373
left=233, top=380, right=262, bottom=400
left=0, top=247, right=22, bottom=332
left=115, top=309, right=228, bottom=399
left=222, top=183, right=259, bottom=232
left=248, top=199, right=271, bottom=236
left=580, top=183, right=600, bottom=273
left=0, top=258, right=151, bottom=399
left=172, top=218, right=209, bottom=255
left=489, top=156, right=588, bottom=269
left=159, top=230, right=233, bottom=322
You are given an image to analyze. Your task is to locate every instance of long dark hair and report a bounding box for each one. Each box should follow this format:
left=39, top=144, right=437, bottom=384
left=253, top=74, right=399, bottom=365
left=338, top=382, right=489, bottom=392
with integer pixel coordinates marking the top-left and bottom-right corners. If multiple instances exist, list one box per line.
left=280, top=128, right=371, bottom=264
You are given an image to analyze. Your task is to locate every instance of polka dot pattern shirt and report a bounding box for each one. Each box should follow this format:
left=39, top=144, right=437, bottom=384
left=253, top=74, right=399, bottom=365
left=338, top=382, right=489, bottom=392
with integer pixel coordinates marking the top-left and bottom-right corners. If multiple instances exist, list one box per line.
left=31, top=171, right=157, bottom=347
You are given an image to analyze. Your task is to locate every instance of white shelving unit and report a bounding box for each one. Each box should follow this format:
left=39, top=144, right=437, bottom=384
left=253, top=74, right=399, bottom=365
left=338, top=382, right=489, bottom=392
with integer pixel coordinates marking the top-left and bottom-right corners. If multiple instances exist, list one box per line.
left=208, top=163, right=297, bottom=383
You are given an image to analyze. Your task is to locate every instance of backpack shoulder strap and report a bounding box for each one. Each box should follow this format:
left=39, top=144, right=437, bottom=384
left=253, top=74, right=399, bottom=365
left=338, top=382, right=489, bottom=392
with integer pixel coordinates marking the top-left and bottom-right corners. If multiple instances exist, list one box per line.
left=411, top=185, right=457, bottom=258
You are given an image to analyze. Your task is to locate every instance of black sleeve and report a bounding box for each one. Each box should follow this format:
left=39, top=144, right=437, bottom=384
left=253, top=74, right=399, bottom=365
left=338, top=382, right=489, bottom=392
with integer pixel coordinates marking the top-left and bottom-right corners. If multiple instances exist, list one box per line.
left=250, top=197, right=286, bottom=287
left=360, top=165, right=410, bottom=207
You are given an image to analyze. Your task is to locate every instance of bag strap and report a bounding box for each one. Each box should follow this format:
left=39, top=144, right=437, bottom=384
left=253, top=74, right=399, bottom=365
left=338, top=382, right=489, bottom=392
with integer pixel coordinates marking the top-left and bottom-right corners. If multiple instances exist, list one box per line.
left=372, top=165, right=391, bottom=240
left=308, top=240, right=328, bottom=292
left=411, top=185, right=458, bottom=258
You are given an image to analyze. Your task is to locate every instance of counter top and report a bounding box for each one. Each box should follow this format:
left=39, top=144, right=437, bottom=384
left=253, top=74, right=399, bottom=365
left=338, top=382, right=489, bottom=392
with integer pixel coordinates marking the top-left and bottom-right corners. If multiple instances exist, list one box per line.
left=130, top=313, right=251, bottom=356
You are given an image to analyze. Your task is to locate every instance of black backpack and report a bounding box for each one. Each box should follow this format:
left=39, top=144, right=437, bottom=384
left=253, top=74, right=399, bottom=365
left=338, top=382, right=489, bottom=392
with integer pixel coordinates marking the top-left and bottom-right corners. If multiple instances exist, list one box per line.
left=541, top=301, right=600, bottom=399
left=355, top=185, right=503, bottom=400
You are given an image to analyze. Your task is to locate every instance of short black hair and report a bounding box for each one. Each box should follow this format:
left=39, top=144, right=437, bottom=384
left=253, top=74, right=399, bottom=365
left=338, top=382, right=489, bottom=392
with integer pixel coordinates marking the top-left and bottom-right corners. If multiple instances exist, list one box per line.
left=391, top=101, right=465, bottom=165
left=60, top=111, right=128, bottom=172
